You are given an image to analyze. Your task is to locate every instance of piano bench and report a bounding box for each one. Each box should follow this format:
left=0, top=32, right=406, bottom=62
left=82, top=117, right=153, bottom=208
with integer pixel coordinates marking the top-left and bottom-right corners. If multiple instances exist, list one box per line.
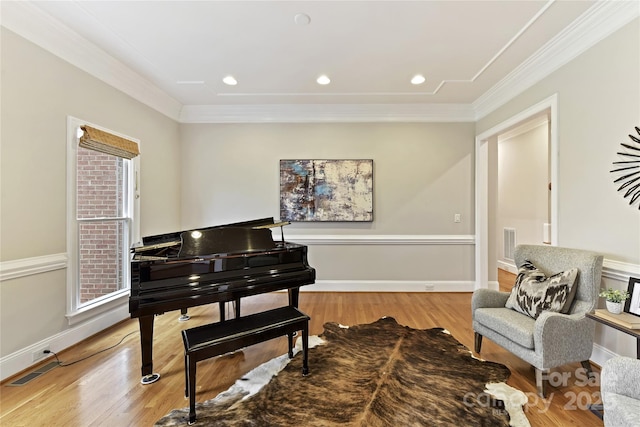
left=181, top=305, right=310, bottom=425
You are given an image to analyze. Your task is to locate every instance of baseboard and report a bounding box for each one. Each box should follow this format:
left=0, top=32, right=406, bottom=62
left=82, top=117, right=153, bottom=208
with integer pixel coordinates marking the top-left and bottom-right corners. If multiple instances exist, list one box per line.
left=301, top=280, right=475, bottom=292
left=497, top=260, right=517, bottom=274
left=590, top=343, right=620, bottom=369
left=0, top=304, right=129, bottom=382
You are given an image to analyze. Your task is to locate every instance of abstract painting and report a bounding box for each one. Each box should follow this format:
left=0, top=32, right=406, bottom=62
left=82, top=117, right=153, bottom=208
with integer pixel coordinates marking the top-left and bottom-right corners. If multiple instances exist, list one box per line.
left=280, top=159, right=373, bottom=222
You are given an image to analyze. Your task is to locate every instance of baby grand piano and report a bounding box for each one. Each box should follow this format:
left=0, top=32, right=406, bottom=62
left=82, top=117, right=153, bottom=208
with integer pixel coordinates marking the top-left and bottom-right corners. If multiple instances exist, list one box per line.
left=129, top=217, right=315, bottom=384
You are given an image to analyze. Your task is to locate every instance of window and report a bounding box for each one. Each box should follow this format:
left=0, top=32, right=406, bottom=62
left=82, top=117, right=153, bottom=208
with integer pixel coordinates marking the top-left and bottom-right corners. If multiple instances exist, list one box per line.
left=66, top=117, right=140, bottom=324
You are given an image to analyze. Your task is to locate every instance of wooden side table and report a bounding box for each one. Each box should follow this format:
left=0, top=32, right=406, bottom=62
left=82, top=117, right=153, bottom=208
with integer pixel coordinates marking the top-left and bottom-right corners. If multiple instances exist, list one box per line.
left=586, top=310, right=640, bottom=359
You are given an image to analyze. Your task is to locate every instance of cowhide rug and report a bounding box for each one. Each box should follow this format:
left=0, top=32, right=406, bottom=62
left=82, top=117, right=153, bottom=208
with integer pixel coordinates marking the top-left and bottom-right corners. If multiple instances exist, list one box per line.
left=155, top=317, right=530, bottom=426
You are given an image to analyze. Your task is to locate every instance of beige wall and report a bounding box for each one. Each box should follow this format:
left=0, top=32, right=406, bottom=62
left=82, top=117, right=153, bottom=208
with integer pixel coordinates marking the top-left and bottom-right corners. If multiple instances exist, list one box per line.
left=0, top=28, right=181, bottom=358
left=497, top=121, right=550, bottom=265
left=179, top=122, right=476, bottom=283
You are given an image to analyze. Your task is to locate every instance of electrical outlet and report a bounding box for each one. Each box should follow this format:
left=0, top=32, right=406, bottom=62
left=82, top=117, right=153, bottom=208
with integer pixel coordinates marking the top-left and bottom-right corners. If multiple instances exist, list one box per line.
left=424, top=284, right=435, bottom=291
left=454, top=213, right=461, bottom=223
left=32, top=345, right=50, bottom=362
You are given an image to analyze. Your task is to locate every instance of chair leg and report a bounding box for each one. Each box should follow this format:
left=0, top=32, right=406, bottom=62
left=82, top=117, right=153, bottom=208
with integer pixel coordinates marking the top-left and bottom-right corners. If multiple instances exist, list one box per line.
left=581, top=360, right=595, bottom=379
left=474, top=332, right=483, bottom=353
left=535, top=368, right=549, bottom=398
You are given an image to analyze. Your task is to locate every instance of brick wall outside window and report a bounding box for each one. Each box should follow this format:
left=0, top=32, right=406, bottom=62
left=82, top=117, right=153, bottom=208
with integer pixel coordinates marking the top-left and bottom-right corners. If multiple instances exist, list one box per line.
left=77, top=147, right=125, bottom=303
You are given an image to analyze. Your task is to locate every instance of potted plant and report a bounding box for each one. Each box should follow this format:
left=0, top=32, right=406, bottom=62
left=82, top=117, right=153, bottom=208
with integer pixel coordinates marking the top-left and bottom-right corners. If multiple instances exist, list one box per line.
left=599, top=288, right=631, bottom=314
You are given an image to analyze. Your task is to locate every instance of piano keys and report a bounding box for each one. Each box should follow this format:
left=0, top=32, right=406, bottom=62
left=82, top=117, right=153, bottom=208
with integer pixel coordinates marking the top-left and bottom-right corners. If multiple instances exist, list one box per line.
left=129, top=217, right=315, bottom=384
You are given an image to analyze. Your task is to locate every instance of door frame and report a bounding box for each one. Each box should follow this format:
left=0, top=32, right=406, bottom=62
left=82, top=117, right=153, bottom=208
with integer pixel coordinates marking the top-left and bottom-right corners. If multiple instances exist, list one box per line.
left=475, top=94, right=559, bottom=289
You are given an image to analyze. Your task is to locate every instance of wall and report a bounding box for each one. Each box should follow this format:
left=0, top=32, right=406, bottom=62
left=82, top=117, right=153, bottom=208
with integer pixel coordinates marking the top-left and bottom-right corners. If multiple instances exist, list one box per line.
left=497, top=120, right=549, bottom=268
left=0, top=29, right=182, bottom=374
left=179, top=122, right=476, bottom=288
left=477, top=18, right=640, bottom=359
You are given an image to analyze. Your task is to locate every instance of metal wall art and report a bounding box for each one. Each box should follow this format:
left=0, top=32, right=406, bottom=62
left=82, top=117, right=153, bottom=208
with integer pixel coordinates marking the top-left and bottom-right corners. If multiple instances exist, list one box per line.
left=280, top=159, right=373, bottom=222
left=611, top=126, right=640, bottom=210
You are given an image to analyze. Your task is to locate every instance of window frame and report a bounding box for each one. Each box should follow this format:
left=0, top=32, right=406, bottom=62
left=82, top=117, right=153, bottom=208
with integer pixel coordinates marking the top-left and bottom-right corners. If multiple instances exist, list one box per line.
left=66, top=116, right=140, bottom=325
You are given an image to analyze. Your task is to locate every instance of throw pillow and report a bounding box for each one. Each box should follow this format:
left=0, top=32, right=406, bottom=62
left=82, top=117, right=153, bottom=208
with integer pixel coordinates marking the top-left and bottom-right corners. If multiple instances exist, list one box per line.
left=505, top=260, right=579, bottom=319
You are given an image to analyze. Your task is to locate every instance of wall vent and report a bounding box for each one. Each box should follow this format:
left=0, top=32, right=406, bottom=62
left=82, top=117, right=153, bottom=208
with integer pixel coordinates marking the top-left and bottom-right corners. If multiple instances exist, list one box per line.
left=503, top=228, right=516, bottom=261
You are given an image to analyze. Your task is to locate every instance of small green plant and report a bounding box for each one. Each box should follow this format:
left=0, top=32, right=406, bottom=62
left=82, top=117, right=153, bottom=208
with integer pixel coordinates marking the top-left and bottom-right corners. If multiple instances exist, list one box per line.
left=599, top=288, right=630, bottom=303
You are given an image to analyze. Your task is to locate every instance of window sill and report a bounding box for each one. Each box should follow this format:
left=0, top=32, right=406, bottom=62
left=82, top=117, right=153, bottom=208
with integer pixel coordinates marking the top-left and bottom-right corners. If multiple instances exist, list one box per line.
left=66, top=290, right=130, bottom=326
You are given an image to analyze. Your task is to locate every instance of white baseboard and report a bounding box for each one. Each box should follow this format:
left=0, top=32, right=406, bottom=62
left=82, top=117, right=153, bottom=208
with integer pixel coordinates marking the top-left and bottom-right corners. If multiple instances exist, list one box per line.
left=301, top=280, right=475, bottom=292
left=497, top=260, right=517, bottom=274
left=0, top=304, right=129, bottom=382
left=590, top=343, right=620, bottom=368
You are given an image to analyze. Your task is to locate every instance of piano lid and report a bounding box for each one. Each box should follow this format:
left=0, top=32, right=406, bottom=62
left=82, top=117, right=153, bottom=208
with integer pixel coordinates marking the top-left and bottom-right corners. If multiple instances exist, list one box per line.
left=131, top=217, right=294, bottom=260
left=178, top=227, right=275, bottom=258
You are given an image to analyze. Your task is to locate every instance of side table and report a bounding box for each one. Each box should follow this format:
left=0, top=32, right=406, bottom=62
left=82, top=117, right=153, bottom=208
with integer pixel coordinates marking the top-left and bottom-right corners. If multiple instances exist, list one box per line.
left=586, top=310, right=640, bottom=359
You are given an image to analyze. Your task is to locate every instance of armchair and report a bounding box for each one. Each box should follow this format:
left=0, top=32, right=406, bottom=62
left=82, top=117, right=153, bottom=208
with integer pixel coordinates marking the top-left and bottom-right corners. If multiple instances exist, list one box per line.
left=472, top=244, right=603, bottom=397
left=601, top=356, right=640, bottom=427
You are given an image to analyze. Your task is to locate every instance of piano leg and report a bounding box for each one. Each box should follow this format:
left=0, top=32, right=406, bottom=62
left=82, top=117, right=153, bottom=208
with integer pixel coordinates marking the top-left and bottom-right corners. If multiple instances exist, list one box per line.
left=218, top=301, right=225, bottom=322
left=178, top=308, right=190, bottom=322
left=218, top=299, right=242, bottom=321
left=234, top=298, right=241, bottom=318
left=287, top=287, right=301, bottom=341
left=139, top=315, right=161, bottom=385
left=288, top=287, right=300, bottom=307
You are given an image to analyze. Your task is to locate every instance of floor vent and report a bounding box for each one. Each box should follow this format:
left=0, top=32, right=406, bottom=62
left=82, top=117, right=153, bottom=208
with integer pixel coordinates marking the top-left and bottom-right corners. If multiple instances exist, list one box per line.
left=503, top=228, right=516, bottom=261
left=7, top=361, right=58, bottom=386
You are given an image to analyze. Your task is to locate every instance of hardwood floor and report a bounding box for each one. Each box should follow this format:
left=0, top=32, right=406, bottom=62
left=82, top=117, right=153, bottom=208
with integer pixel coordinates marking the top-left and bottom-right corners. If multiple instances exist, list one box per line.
left=1, top=288, right=603, bottom=426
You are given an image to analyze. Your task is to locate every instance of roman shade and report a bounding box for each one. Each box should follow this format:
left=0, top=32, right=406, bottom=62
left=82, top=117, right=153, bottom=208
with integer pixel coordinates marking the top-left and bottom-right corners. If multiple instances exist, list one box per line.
left=79, top=125, right=139, bottom=159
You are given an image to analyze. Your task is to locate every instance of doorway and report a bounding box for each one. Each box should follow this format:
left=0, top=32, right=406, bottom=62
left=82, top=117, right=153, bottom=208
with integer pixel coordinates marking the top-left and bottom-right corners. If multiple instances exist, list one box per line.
left=475, top=94, right=558, bottom=289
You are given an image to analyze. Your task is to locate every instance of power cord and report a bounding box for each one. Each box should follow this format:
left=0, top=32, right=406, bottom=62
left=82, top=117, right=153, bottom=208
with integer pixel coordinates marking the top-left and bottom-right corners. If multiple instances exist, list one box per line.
left=43, top=331, right=136, bottom=367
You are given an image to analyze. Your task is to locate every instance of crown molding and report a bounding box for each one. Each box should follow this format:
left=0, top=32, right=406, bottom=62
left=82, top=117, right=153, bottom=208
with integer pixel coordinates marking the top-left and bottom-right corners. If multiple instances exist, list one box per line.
left=473, top=0, right=640, bottom=120
left=178, top=103, right=476, bottom=123
left=2, top=1, right=638, bottom=123
left=1, top=1, right=183, bottom=121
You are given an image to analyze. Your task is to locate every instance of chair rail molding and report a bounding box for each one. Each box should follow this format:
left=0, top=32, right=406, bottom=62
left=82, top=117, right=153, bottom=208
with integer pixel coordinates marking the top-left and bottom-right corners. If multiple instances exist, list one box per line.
left=0, top=253, right=68, bottom=282
left=273, top=234, right=475, bottom=245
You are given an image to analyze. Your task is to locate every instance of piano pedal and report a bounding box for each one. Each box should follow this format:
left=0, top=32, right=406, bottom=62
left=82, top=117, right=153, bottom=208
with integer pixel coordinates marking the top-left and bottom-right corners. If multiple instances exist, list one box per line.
left=140, top=373, right=161, bottom=385
left=178, top=314, right=190, bottom=322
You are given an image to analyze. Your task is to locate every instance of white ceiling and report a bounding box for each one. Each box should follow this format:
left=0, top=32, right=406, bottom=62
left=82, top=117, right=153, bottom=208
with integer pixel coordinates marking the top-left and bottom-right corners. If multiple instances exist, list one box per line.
left=3, top=1, right=638, bottom=121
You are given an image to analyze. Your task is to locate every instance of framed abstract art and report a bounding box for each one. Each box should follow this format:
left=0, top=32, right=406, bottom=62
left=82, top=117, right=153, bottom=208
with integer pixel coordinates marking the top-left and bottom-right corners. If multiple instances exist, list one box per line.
left=280, top=159, right=373, bottom=222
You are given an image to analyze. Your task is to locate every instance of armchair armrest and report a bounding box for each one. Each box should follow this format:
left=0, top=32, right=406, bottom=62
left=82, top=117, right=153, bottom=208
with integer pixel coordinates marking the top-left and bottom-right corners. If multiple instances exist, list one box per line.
left=602, top=356, right=640, bottom=400
left=472, top=289, right=510, bottom=313
left=534, top=312, right=595, bottom=365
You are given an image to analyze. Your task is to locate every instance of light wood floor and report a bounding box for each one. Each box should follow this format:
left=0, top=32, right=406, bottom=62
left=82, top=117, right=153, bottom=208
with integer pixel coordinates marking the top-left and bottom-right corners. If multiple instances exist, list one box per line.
left=1, top=278, right=603, bottom=426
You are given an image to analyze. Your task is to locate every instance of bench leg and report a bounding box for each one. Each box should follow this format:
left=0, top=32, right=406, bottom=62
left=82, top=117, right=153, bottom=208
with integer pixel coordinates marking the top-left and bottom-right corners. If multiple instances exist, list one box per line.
left=184, top=353, right=188, bottom=399
left=302, top=325, right=309, bottom=376
left=287, top=333, right=294, bottom=358
left=188, top=356, right=197, bottom=424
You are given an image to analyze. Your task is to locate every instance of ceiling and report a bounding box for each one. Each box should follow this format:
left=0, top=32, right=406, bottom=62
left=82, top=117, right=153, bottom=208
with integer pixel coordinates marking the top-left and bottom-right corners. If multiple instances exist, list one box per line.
left=4, top=1, right=636, bottom=121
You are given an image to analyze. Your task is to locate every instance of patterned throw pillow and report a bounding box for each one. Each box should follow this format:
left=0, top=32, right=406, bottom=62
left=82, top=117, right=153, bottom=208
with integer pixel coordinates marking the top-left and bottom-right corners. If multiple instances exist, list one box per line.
left=505, top=260, right=579, bottom=319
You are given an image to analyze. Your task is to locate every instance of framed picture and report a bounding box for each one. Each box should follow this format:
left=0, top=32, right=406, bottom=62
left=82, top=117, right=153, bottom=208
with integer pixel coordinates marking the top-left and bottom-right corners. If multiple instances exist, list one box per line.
left=280, top=159, right=373, bottom=222
left=624, top=277, right=640, bottom=317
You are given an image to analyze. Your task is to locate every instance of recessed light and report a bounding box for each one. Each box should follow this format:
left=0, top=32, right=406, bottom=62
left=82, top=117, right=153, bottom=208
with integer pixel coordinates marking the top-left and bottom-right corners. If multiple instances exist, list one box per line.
left=222, top=75, right=238, bottom=86
left=317, top=75, right=331, bottom=85
left=411, top=74, right=426, bottom=85
left=294, top=13, right=311, bottom=25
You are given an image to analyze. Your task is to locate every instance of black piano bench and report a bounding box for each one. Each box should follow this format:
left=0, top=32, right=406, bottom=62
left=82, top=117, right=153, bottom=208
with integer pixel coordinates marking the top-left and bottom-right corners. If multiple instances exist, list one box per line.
left=181, top=306, right=310, bottom=424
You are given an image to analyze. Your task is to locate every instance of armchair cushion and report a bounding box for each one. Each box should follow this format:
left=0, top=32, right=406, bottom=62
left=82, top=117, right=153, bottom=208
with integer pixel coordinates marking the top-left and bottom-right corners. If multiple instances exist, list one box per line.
left=474, top=307, right=536, bottom=349
left=505, top=260, right=578, bottom=319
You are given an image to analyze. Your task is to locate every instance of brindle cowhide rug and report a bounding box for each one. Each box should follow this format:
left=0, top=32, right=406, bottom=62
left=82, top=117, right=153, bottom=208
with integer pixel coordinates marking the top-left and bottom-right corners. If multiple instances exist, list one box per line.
left=155, top=317, right=530, bottom=426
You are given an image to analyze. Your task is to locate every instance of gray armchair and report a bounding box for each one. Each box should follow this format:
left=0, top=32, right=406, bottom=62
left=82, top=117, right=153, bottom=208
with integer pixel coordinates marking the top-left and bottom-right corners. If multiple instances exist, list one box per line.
left=601, top=356, right=640, bottom=427
left=472, top=244, right=603, bottom=397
